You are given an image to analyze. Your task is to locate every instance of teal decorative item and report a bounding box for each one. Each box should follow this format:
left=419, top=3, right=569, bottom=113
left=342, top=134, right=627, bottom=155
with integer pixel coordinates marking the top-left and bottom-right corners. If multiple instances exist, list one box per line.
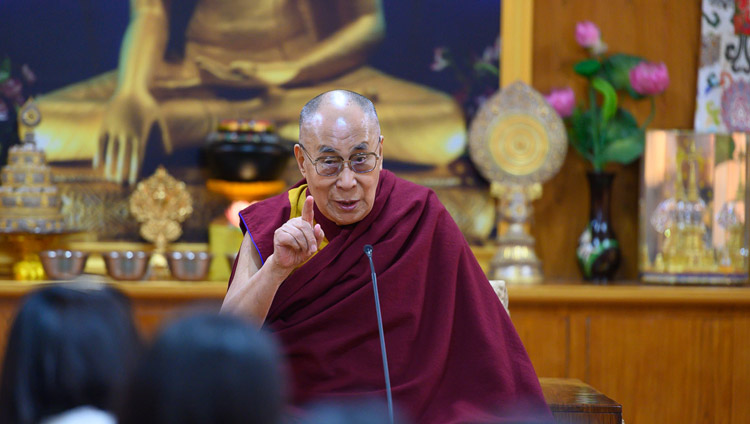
left=576, top=171, right=621, bottom=282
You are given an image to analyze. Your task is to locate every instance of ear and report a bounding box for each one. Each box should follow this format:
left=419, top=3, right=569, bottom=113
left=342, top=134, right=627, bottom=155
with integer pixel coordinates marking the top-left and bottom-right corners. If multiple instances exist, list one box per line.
left=378, top=135, right=384, bottom=170
left=294, top=144, right=306, bottom=176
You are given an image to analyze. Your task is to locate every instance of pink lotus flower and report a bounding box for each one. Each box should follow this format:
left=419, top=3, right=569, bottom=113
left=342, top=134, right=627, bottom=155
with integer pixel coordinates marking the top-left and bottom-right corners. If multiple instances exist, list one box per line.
left=575, top=21, right=601, bottom=49
left=629, top=62, right=670, bottom=96
left=545, top=87, right=576, bottom=118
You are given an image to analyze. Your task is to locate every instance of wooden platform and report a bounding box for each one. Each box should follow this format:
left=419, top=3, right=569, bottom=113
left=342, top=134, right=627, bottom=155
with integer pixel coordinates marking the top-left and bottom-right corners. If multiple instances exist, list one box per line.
left=541, top=378, right=622, bottom=424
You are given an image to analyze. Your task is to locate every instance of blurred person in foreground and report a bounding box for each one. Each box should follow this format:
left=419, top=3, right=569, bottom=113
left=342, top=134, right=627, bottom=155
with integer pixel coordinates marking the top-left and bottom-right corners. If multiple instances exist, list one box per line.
left=300, top=400, right=410, bottom=424
left=0, top=283, right=141, bottom=424
left=118, top=313, right=285, bottom=424
left=223, top=89, right=553, bottom=424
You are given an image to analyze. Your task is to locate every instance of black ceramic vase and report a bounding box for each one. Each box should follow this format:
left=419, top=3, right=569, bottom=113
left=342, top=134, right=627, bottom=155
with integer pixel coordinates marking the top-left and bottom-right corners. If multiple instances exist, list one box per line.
left=576, top=171, right=621, bottom=283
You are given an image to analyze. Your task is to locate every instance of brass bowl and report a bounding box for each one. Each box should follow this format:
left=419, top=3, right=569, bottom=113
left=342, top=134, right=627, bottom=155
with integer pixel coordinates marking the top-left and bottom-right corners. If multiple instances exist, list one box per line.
left=103, top=251, right=151, bottom=281
left=167, top=251, right=213, bottom=281
left=39, top=250, right=89, bottom=280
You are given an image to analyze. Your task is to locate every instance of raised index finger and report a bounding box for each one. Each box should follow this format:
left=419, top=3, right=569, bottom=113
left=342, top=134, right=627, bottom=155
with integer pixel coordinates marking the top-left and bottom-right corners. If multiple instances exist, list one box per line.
left=302, top=195, right=315, bottom=225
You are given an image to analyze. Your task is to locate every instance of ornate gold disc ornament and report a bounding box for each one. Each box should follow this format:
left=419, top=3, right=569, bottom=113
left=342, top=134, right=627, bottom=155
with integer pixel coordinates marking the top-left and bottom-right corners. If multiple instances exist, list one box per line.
left=468, top=81, right=567, bottom=284
left=129, top=166, right=193, bottom=252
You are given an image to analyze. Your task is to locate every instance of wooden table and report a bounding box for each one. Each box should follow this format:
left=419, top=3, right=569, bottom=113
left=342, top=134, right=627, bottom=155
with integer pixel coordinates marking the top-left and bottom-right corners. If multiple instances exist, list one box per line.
left=541, top=378, right=622, bottom=424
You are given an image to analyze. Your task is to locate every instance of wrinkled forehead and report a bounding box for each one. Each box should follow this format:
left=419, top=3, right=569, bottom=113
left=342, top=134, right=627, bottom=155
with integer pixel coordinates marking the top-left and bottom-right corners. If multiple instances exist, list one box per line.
left=301, top=106, right=379, bottom=152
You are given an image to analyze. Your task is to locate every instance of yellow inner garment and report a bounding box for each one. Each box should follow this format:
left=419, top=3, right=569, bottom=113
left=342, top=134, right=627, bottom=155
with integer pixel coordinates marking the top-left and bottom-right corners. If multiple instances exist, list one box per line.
left=288, top=185, right=329, bottom=263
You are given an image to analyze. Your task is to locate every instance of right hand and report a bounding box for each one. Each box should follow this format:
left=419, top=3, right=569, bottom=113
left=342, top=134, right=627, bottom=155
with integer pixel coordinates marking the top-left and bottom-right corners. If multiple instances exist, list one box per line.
left=271, top=196, right=325, bottom=271
left=95, top=90, right=171, bottom=185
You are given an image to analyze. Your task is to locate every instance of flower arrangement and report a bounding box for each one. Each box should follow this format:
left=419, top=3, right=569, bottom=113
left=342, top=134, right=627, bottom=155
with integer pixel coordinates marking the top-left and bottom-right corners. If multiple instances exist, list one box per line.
left=430, top=36, right=500, bottom=120
left=0, top=55, right=36, bottom=162
left=545, top=21, right=670, bottom=172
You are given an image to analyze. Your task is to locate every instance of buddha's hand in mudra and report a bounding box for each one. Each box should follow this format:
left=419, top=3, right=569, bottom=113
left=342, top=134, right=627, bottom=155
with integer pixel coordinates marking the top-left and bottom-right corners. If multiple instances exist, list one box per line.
left=95, top=90, right=172, bottom=185
left=271, top=196, right=325, bottom=272
left=197, top=56, right=301, bottom=87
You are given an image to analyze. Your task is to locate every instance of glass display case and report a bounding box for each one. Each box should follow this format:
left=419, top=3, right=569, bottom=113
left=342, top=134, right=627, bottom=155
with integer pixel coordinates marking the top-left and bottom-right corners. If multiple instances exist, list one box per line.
left=640, top=130, right=749, bottom=284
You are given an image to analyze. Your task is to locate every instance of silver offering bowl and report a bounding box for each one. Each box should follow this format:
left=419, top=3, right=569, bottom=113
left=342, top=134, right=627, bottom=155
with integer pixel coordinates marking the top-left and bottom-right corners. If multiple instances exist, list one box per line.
left=103, top=251, right=151, bottom=281
left=39, top=250, right=89, bottom=280
left=166, top=251, right=213, bottom=281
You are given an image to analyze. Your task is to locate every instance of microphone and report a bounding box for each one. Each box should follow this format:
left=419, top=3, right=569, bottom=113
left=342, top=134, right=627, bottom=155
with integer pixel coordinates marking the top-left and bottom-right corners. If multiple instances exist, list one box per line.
left=364, top=244, right=394, bottom=424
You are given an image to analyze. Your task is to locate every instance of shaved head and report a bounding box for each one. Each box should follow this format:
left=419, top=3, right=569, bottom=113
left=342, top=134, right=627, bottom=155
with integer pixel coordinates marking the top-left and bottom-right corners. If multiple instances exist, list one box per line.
left=299, top=90, right=379, bottom=144
left=294, top=89, right=383, bottom=225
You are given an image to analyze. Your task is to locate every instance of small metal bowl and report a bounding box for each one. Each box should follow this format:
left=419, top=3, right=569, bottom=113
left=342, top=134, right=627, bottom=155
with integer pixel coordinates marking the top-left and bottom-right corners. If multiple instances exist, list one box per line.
left=103, top=251, right=151, bottom=281
left=39, top=250, right=89, bottom=280
left=166, top=251, right=213, bottom=281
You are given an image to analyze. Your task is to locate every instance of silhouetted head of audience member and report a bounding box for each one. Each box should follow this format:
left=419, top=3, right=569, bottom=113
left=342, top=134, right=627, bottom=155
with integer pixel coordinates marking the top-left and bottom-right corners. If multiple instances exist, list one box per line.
left=300, top=400, right=411, bottom=424
left=0, top=283, right=141, bottom=424
left=118, top=313, right=285, bottom=424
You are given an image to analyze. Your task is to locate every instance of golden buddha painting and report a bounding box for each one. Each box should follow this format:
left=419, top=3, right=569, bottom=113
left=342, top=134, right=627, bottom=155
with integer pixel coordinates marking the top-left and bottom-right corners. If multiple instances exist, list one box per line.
left=0, top=0, right=500, bottom=241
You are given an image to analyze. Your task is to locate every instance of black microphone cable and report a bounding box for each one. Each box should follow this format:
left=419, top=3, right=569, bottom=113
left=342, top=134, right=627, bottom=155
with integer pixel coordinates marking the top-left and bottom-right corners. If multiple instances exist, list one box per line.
left=363, top=244, right=394, bottom=424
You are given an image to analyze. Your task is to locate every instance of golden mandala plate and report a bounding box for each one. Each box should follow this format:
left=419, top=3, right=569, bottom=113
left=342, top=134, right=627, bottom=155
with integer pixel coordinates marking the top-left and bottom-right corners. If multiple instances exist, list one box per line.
left=468, top=81, right=567, bottom=185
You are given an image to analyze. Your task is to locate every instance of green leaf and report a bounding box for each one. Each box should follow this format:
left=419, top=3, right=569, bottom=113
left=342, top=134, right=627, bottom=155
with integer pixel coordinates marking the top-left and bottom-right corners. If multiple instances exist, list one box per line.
left=568, top=128, right=590, bottom=159
left=473, top=61, right=499, bottom=77
left=0, top=57, right=10, bottom=83
left=601, top=54, right=643, bottom=89
left=600, top=134, right=645, bottom=165
left=568, top=107, right=595, bottom=161
left=592, top=77, right=617, bottom=125
left=599, top=109, right=645, bottom=165
left=625, top=85, right=645, bottom=100
left=605, top=108, right=640, bottom=134
left=601, top=54, right=644, bottom=98
left=714, top=134, right=736, bottom=165
left=574, top=59, right=602, bottom=77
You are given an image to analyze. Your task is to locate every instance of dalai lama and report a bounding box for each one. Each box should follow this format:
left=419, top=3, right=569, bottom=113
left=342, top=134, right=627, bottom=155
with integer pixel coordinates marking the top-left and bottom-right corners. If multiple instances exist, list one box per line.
left=223, top=90, right=553, bottom=424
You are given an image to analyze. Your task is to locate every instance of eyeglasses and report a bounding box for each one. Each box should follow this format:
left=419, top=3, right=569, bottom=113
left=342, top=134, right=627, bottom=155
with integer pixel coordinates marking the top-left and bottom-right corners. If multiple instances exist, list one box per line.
left=298, top=142, right=381, bottom=177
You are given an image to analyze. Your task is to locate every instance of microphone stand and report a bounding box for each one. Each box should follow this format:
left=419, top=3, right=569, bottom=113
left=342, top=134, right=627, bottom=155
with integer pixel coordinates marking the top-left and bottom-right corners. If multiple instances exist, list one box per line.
left=364, top=244, right=394, bottom=424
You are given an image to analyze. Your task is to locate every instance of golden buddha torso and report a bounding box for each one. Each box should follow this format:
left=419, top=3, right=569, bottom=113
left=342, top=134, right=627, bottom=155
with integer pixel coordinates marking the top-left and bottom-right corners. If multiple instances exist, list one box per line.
left=187, top=0, right=312, bottom=57
left=154, top=0, right=369, bottom=88
left=26, top=0, right=467, bottom=184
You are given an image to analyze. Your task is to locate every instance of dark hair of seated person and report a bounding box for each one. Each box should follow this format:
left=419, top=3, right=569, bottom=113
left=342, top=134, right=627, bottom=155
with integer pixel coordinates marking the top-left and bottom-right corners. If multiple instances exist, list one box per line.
left=300, top=400, right=412, bottom=424
left=118, top=313, right=286, bottom=424
left=0, top=282, right=142, bottom=424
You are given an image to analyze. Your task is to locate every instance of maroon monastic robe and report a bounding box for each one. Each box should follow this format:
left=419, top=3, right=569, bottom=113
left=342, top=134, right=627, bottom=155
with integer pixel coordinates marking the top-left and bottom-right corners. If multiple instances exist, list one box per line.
left=230, top=170, right=552, bottom=423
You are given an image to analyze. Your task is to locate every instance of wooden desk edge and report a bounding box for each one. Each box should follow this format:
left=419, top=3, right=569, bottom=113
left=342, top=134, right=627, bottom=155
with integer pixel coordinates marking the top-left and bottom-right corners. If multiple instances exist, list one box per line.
left=509, top=284, right=750, bottom=306
left=0, top=280, right=228, bottom=300
left=539, top=378, right=623, bottom=414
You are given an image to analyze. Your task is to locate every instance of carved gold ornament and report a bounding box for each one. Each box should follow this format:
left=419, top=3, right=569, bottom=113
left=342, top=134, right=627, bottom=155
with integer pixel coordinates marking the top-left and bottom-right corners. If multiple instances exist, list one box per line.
left=468, top=81, right=566, bottom=185
left=129, top=166, right=193, bottom=251
left=468, top=81, right=568, bottom=284
left=20, top=100, right=42, bottom=128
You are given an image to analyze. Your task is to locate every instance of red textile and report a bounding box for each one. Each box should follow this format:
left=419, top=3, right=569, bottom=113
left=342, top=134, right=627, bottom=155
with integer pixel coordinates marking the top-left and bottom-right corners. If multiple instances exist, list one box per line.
left=232, top=170, right=552, bottom=424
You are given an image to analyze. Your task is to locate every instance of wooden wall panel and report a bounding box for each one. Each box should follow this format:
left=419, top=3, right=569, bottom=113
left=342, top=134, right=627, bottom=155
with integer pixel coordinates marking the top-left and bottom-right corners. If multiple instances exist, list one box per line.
left=131, top=298, right=222, bottom=338
left=731, top=315, right=750, bottom=424
left=508, top=285, right=750, bottom=424
left=508, top=306, right=570, bottom=378
left=530, top=0, right=702, bottom=280
left=584, top=311, right=734, bottom=424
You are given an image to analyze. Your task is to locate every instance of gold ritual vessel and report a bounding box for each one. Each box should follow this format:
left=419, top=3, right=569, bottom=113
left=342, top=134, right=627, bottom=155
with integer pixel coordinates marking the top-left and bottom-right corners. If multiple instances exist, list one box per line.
left=468, top=81, right=567, bottom=284
left=0, top=102, right=72, bottom=279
